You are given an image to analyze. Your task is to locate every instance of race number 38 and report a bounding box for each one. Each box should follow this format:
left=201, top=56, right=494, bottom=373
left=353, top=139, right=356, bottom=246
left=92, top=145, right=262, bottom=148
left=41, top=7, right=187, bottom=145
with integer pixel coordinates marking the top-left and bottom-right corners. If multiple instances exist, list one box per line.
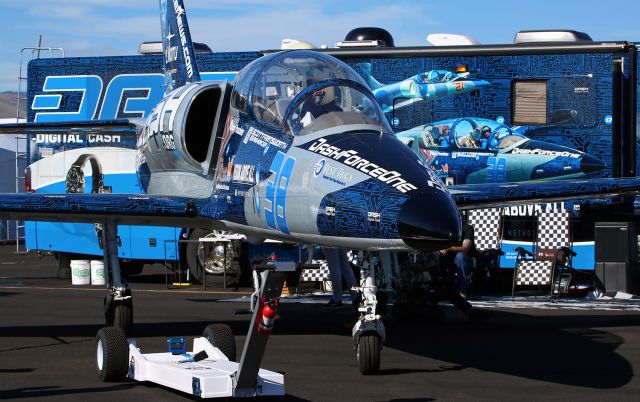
left=264, top=151, right=296, bottom=234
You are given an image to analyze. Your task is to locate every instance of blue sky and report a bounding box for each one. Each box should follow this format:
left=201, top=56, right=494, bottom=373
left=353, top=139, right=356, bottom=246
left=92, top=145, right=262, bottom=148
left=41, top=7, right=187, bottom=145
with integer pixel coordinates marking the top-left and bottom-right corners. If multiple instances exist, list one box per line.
left=1, top=0, right=640, bottom=92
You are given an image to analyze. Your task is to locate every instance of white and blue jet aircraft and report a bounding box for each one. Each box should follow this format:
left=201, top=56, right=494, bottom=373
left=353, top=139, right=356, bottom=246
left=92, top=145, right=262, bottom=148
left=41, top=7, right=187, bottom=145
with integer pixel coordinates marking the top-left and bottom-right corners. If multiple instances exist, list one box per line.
left=1, top=0, right=640, bottom=389
left=358, top=62, right=491, bottom=113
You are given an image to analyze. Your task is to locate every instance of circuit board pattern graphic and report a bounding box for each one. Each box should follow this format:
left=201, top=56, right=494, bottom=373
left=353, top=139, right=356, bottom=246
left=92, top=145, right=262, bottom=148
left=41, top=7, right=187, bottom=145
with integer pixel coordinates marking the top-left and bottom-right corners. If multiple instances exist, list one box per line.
left=316, top=179, right=407, bottom=239
left=0, top=193, right=217, bottom=220
left=27, top=50, right=630, bottom=182
left=344, top=52, right=621, bottom=179
left=451, top=176, right=640, bottom=207
left=24, top=48, right=640, bottom=249
left=27, top=52, right=260, bottom=163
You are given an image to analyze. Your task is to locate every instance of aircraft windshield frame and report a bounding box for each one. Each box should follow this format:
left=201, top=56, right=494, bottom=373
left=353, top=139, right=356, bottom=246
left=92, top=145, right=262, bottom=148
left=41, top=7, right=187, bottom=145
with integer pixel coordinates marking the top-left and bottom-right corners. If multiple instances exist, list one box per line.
left=230, top=50, right=376, bottom=130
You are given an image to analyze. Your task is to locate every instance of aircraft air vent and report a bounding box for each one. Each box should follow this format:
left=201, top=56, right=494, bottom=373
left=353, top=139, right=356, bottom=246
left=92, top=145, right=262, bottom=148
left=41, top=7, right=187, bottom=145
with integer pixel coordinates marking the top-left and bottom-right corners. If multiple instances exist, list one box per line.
left=138, top=41, right=212, bottom=55
left=514, top=30, right=593, bottom=44
left=336, top=27, right=395, bottom=48
left=183, top=86, right=221, bottom=163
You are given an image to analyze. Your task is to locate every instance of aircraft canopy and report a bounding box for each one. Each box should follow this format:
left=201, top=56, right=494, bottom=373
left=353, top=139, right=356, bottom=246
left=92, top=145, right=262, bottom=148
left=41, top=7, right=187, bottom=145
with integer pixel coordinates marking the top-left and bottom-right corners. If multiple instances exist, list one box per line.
left=230, top=50, right=391, bottom=135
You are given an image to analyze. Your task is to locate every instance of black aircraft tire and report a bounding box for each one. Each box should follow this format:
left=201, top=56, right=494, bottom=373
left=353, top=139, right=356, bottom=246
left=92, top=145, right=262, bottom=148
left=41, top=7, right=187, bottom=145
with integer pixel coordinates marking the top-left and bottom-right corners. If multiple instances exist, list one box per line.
left=113, top=301, right=133, bottom=337
left=357, top=333, right=381, bottom=375
left=203, top=324, right=236, bottom=361
left=96, top=327, right=129, bottom=382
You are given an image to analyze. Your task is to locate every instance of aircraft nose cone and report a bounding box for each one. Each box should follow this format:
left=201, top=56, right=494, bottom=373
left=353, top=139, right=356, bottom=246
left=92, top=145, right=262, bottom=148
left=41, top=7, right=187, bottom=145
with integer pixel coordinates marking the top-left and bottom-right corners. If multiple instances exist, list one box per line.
left=581, top=154, right=605, bottom=174
left=398, top=191, right=461, bottom=251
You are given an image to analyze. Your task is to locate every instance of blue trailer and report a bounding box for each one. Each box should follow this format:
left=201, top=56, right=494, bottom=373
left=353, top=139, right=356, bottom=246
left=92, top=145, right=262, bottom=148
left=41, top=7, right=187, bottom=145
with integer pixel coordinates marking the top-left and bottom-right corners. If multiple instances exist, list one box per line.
left=22, top=30, right=640, bottom=279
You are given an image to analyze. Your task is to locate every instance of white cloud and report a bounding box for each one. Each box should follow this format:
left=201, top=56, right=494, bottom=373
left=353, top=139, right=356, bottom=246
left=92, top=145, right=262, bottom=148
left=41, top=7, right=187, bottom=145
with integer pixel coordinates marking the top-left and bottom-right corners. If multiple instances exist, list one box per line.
left=6, top=0, right=638, bottom=93
left=189, top=3, right=438, bottom=50
left=25, top=0, right=150, bottom=8
left=0, top=0, right=442, bottom=92
left=35, top=16, right=158, bottom=40
left=27, top=6, right=91, bottom=20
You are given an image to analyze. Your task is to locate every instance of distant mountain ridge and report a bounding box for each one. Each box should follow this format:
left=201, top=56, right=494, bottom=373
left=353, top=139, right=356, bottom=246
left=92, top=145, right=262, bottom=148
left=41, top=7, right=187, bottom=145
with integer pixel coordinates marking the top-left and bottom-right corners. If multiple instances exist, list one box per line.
left=0, top=92, right=23, bottom=119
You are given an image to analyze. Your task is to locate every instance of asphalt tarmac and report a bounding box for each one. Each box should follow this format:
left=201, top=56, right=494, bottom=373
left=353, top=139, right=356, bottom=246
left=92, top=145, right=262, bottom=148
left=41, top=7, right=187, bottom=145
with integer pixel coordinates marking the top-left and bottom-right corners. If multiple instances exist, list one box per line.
left=1, top=244, right=640, bottom=401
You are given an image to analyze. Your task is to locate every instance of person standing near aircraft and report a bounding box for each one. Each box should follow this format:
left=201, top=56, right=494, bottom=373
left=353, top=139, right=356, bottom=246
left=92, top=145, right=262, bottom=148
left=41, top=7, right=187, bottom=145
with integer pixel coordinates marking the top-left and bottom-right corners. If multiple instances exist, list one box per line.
left=439, top=212, right=475, bottom=296
left=323, top=247, right=357, bottom=308
left=394, top=250, right=490, bottom=322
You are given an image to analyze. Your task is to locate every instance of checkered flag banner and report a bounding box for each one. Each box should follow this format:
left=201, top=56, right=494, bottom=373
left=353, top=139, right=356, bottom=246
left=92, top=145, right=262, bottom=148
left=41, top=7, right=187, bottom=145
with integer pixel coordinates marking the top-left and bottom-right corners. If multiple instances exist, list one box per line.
left=515, top=260, right=553, bottom=285
left=347, top=250, right=361, bottom=265
left=468, top=208, right=502, bottom=251
left=537, top=210, right=570, bottom=250
left=299, top=260, right=331, bottom=282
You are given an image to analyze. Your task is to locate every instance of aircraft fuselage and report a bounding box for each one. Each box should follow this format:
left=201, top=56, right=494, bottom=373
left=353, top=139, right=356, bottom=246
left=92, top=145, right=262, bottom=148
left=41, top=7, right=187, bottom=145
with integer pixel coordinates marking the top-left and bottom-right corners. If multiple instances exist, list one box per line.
left=134, top=51, right=462, bottom=251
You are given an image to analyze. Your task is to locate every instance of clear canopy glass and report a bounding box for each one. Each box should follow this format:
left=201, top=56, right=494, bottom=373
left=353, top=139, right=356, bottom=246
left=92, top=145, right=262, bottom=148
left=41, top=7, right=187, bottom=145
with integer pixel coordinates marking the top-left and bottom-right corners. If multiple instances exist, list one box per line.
left=420, top=118, right=527, bottom=150
left=229, top=50, right=391, bottom=135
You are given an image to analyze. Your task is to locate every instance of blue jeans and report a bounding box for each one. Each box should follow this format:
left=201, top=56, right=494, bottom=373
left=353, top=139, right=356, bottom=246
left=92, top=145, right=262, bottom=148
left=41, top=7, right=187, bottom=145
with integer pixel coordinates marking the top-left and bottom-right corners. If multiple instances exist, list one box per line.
left=454, top=252, right=473, bottom=294
left=324, top=248, right=357, bottom=302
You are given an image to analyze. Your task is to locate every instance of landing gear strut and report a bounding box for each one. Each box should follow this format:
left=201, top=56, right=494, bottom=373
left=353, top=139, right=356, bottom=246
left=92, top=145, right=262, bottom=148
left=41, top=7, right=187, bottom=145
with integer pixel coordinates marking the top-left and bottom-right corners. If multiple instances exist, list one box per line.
left=104, top=288, right=133, bottom=336
left=100, top=220, right=133, bottom=336
left=352, top=251, right=387, bottom=375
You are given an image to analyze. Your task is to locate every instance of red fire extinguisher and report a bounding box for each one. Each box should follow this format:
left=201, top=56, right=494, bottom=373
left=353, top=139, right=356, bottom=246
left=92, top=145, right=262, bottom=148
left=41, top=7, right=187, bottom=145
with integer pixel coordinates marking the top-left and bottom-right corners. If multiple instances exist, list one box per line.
left=257, top=299, right=279, bottom=336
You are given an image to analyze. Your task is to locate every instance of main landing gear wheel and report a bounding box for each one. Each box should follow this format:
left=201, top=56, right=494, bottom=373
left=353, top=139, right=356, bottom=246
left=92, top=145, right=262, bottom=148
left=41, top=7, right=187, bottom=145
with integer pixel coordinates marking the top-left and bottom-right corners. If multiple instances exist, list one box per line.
left=96, top=327, right=129, bottom=382
left=106, top=299, right=134, bottom=337
left=203, top=324, right=236, bottom=361
left=356, top=333, right=381, bottom=375
left=199, top=231, right=235, bottom=275
left=186, top=229, right=238, bottom=285
left=114, top=301, right=133, bottom=337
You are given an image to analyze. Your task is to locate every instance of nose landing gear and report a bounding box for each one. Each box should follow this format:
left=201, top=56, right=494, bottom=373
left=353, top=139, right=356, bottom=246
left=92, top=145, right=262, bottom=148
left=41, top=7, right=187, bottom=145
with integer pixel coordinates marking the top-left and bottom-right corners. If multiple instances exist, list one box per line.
left=351, top=251, right=389, bottom=375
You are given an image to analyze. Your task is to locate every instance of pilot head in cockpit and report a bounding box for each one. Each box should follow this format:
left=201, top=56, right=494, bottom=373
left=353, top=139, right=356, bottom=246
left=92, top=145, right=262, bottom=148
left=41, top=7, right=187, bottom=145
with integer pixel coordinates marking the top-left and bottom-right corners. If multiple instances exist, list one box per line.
left=479, top=126, right=492, bottom=149
left=300, top=84, right=342, bottom=126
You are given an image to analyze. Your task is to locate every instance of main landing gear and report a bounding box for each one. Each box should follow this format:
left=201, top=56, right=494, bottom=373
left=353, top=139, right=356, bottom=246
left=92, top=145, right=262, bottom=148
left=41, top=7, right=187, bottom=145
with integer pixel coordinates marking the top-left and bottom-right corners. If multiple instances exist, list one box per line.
left=98, top=222, right=134, bottom=336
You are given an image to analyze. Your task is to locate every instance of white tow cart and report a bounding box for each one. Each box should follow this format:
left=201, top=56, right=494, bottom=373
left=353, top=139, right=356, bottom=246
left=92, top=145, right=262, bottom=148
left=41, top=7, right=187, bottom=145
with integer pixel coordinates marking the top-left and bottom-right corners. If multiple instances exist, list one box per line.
left=95, top=241, right=292, bottom=398
left=124, top=336, right=284, bottom=398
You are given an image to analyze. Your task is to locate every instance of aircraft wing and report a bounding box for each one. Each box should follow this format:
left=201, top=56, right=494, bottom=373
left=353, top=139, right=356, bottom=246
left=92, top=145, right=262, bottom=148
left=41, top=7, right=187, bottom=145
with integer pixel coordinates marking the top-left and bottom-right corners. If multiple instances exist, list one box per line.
left=0, top=119, right=220, bottom=229
left=0, top=119, right=140, bottom=135
left=449, top=177, right=640, bottom=210
left=0, top=193, right=218, bottom=229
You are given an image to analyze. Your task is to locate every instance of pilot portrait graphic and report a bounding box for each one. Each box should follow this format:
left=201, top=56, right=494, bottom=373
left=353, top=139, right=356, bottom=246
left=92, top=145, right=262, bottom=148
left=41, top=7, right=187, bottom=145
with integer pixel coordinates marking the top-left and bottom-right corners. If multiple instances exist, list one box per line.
left=396, top=117, right=605, bottom=184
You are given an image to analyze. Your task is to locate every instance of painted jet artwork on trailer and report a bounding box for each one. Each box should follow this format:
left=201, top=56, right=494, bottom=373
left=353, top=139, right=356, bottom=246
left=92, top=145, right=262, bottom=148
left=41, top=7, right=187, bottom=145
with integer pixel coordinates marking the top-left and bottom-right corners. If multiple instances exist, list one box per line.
left=396, top=117, right=605, bottom=185
left=358, top=63, right=491, bottom=113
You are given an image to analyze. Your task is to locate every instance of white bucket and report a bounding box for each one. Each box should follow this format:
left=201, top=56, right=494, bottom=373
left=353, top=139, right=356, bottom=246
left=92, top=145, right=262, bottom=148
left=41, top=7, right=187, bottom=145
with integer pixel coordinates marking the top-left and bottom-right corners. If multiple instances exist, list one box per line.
left=70, top=260, right=91, bottom=285
left=90, top=260, right=106, bottom=286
